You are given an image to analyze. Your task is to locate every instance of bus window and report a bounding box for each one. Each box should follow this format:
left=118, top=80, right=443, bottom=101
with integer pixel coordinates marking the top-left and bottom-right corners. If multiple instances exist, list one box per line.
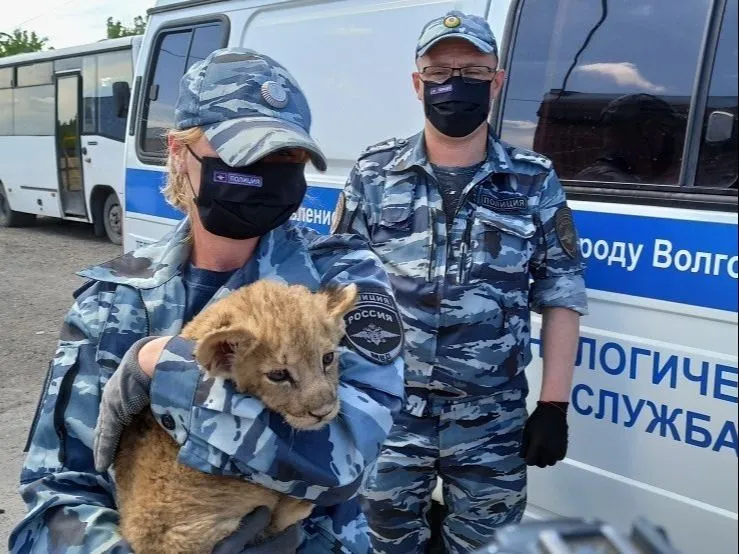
left=83, top=56, right=97, bottom=135
left=16, top=62, right=52, bottom=87
left=0, top=88, right=12, bottom=135
left=695, top=0, right=738, bottom=189
left=13, top=85, right=54, bottom=136
left=0, top=67, right=12, bottom=88
left=0, top=71, right=12, bottom=135
left=97, top=50, right=133, bottom=141
left=54, top=56, right=83, bottom=72
left=140, top=22, right=225, bottom=158
left=500, top=0, right=711, bottom=187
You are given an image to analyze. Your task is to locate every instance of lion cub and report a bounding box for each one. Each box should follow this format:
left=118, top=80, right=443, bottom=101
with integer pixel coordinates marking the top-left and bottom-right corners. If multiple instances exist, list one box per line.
left=113, top=279, right=358, bottom=554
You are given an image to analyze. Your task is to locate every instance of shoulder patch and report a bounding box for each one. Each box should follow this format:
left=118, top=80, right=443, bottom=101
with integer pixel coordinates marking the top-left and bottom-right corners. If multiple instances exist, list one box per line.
left=342, top=287, right=404, bottom=365
left=358, top=137, right=404, bottom=160
left=555, top=206, right=578, bottom=259
left=330, top=192, right=346, bottom=234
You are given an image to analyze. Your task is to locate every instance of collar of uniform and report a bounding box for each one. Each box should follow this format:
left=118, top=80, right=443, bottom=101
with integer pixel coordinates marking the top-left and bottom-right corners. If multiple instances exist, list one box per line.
left=76, top=218, right=312, bottom=291
left=483, top=134, right=517, bottom=175
left=385, top=132, right=433, bottom=176
left=77, top=218, right=191, bottom=289
left=387, top=129, right=517, bottom=177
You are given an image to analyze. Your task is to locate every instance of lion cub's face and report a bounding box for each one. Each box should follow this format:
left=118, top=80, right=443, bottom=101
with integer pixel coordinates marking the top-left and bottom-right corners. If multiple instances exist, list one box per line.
left=188, top=280, right=357, bottom=431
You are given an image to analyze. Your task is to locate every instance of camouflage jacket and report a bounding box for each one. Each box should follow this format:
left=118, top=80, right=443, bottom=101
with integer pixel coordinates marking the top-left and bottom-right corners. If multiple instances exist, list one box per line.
left=9, top=218, right=405, bottom=554
left=334, top=130, right=588, bottom=416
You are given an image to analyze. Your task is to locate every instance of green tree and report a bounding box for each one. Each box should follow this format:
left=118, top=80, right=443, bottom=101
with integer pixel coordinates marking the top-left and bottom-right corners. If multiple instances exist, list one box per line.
left=0, top=29, right=50, bottom=58
left=106, top=16, right=147, bottom=39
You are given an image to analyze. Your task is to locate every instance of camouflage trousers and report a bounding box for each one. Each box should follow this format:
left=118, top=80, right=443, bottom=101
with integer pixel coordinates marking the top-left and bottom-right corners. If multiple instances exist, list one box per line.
left=359, top=391, right=527, bottom=554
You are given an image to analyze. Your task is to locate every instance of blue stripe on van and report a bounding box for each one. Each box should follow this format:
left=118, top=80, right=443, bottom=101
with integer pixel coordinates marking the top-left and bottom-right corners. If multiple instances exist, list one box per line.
left=125, top=168, right=737, bottom=312
left=126, top=168, right=183, bottom=221
left=574, top=211, right=737, bottom=313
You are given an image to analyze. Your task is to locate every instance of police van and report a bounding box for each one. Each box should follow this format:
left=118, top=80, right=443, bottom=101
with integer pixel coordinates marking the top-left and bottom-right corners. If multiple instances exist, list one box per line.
left=121, top=1, right=738, bottom=552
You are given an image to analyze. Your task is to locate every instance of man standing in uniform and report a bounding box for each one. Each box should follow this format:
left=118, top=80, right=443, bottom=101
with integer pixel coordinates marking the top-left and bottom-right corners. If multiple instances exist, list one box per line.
left=332, top=11, right=589, bottom=554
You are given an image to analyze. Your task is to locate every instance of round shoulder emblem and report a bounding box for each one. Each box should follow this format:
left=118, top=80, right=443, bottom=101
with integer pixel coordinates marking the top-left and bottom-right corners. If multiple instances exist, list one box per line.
left=342, top=288, right=404, bottom=365
left=261, top=81, right=289, bottom=109
left=443, top=15, right=461, bottom=28
left=555, top=206, right=579, bottom=259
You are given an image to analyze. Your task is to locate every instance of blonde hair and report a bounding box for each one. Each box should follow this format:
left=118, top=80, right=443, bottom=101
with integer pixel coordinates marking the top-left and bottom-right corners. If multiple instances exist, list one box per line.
left=163, top=127, right=205, bottom=214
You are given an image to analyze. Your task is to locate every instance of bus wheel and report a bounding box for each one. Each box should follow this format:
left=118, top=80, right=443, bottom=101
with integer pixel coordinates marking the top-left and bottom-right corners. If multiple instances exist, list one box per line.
left=102, top=192, right=123, bottom=245
left=0, top=182, right=36, bottom=228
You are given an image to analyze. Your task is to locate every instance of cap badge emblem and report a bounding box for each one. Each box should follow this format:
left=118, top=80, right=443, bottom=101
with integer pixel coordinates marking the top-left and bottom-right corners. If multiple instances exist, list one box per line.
left=260, top=81, right=289, bottom=109
left=443, top=15, right=461, bottom=28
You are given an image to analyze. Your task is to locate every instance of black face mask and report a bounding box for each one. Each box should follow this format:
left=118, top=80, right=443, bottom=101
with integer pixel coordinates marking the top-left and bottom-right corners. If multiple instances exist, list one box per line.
left=423, top=76, right=492, bottom=138
left=187, top=147, right=307, bottom=240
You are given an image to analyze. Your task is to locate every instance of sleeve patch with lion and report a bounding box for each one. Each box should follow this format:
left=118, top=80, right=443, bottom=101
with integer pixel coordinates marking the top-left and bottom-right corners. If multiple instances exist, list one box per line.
left=342, top=288, right=404, bottom=365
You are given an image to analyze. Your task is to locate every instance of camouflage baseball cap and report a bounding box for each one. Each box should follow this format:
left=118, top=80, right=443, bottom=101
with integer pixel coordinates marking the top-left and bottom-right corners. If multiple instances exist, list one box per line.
left=416, top=11, right=498, bottom=58
left=174, top=48, right=327, bottom=171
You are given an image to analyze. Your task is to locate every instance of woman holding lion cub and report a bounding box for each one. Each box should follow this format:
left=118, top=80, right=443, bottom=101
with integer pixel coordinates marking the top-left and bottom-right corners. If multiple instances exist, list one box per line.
left=10, top=48, right=405, bottom=554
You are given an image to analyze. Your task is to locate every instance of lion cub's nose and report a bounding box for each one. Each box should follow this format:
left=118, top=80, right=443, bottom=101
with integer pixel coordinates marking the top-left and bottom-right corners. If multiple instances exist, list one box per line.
left=310, top=403, right=336, bottom=419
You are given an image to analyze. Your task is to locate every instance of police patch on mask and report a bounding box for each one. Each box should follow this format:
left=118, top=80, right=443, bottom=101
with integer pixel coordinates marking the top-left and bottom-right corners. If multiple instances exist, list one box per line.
left=343, top=288, right=403, bottom=364
left=555, top=206, right=578, bottom=259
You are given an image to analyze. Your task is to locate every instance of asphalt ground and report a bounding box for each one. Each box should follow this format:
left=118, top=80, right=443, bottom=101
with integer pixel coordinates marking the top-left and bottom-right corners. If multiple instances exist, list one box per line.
left=0, top=217, right=120, bottom=547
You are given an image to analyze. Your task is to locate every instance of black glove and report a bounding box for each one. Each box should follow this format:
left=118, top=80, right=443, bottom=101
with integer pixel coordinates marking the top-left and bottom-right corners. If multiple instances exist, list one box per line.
left=212, top=506, right=302, bottom=554
left=520, top=401, right=569, bottom=468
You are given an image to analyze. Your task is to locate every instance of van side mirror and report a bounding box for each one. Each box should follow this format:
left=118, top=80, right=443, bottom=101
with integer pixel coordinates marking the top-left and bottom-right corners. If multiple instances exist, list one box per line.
left=705, top=110, right=735, bottom=143
left=113, top=81, right=131, bottom=119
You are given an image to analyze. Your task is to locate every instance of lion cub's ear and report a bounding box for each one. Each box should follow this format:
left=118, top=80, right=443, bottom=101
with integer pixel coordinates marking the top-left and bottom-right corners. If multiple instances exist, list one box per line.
left=195, top=328, right=256, bottom=379
left=323, top=283, right=358, bottom=322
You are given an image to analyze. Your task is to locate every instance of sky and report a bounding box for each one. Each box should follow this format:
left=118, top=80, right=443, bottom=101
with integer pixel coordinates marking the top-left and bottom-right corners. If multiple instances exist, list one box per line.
left=3, top=0, right=156, bottom=49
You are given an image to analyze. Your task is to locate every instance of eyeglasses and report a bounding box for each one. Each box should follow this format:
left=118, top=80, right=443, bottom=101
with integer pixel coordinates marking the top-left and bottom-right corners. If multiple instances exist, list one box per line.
left=419, top=65, right=498, bottom=84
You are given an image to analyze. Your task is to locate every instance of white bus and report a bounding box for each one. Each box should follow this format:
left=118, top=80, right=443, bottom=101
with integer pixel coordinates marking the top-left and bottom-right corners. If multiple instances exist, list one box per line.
left=121, top=1, right=738, bottom=552
left=0, top=36, right=141, bottom=244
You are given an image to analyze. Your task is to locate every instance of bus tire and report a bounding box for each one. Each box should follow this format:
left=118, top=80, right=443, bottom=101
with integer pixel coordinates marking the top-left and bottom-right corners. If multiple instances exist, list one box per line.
left=0, top=182, right=36, bottom=228
left=102, top=192, right=123, bottom=245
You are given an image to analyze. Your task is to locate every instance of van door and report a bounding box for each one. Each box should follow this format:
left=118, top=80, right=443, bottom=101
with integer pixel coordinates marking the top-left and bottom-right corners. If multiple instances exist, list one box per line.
left=493, top=0, right=738, bottom=552
left=56, top=72, right=86, bottom=217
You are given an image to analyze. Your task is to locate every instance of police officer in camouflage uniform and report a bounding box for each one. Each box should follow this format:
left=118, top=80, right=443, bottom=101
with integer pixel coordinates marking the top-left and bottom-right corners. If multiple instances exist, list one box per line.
left=9, top=48, right=405, bottom=554
left=333, top=12, right=589, bottom=554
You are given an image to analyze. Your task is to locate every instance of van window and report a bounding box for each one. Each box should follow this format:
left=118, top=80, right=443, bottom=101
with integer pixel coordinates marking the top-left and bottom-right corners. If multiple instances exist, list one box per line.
left=695, top=0, right=738, bottom=189
left=140, top=22, right=225, bottom=158
left=500, top=0, right=712, bottom=188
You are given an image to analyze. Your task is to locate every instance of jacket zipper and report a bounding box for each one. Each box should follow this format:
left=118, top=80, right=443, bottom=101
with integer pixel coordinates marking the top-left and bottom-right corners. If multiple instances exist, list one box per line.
left=458, top=217, right=474, bottom=283
left=138, top=289, right=151, bottom=335
left=453, top=182, right=479, bottom=284
left=427, top=210, right=436, bottom=282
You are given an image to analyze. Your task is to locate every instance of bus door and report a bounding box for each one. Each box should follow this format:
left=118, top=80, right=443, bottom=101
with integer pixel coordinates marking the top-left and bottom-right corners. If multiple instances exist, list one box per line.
left=55, top=72, right=86, bottom=218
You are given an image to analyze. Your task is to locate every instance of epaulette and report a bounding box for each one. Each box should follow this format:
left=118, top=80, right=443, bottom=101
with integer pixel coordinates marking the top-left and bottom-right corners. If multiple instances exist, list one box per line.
left=358, top=137, right=406, bottom=160
left=509, top=146, right=553, bottom=170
